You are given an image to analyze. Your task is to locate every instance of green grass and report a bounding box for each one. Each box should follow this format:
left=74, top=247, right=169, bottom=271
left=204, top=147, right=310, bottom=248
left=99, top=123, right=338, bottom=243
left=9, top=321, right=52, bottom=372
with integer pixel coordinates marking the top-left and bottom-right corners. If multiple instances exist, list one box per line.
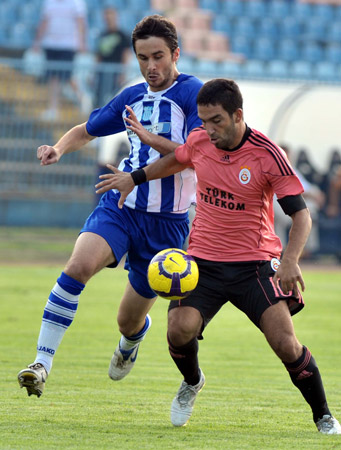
left=1, top=264, right=341, bottom=449
left=0, top=227, right=78, bottom=264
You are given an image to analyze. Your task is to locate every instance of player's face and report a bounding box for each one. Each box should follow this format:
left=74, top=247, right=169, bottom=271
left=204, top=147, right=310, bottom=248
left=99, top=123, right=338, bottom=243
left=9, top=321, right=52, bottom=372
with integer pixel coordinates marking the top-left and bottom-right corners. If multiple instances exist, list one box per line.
left=198, top=104, right=242, bottom=150
left=135, top=37, right=180, bottom=92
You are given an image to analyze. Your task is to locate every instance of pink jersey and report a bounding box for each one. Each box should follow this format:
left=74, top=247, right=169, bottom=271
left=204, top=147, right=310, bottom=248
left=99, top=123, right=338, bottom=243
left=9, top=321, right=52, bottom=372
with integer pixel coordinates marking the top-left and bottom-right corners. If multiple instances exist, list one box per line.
left=175, top=126, right=304, bottom=261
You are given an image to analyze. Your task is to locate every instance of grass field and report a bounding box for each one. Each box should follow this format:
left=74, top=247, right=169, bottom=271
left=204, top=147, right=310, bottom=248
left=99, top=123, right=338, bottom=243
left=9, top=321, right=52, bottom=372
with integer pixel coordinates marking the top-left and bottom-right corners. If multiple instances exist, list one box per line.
left=1, top=227, right=341, bottom=449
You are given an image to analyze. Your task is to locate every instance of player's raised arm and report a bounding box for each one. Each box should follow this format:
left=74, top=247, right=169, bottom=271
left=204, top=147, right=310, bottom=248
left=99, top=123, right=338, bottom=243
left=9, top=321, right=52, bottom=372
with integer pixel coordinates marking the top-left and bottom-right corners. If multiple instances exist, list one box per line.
left=37, top=122, right=95, bottom=166
left=95, top=152, right=187, bottom=208
left=125, top=105, right=179, bottom=155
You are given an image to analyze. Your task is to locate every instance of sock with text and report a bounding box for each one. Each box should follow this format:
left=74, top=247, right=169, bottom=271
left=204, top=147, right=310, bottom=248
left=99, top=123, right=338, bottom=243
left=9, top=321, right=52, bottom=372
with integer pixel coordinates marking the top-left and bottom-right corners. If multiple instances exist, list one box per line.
left=34, top=272, right=85, bottom=373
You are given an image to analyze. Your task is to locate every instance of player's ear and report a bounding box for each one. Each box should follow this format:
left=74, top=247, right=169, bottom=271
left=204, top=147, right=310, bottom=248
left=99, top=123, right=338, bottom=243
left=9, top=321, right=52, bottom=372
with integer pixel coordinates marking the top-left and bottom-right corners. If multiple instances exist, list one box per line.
left=234, top=108, right=243, bottom=123
left=173, top=47, right=180, bottom=63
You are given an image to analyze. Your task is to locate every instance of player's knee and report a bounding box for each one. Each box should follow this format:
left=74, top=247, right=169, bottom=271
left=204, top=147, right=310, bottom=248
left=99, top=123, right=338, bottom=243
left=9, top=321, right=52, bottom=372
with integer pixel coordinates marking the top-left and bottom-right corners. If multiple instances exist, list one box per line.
left=117, top=314, right=142, bottom=337
left=271, top=335, right=302, bottom=362
left=63, top=259, right=95, bottom=284
left=167, top=308, right=201, bottom=346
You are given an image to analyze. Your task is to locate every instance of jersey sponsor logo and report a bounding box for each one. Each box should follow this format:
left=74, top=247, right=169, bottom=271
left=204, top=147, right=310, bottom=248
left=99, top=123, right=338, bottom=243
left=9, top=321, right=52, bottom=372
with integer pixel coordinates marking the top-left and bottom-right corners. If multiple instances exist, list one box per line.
left=200, top=188, right=245, bottom=210
left=270, top=258, right=281, bottom=271
left=37, top=345, right=55, bottom=355
left=142, top=105, right=153, bottom=121
left=239, top=166, right=251, bottom=185
left=127, top=122, right=171, bottom=137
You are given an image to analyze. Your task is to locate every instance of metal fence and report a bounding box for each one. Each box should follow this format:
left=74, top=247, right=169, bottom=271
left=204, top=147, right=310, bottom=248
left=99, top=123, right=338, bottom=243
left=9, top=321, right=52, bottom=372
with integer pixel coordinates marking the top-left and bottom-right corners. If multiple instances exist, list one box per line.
left=0, top=55, right=139, bottom=227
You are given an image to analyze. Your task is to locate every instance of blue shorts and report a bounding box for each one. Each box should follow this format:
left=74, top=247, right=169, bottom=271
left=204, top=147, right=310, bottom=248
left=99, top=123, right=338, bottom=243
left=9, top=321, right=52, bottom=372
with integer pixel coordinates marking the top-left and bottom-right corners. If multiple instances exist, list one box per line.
left=81, top=191, right=190, bottom=298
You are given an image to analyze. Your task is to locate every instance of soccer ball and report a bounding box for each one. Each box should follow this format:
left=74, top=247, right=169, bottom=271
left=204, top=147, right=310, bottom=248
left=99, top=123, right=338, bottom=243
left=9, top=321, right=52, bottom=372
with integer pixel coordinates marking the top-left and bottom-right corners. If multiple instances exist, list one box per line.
left=147, top=248, right=199, bottom=300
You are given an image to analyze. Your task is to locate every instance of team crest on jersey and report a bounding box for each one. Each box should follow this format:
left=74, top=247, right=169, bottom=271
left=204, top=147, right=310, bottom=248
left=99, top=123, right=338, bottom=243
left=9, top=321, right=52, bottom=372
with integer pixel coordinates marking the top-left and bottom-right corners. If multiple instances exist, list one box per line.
left=142, top=106, right=153, bottom=121
left=239, top=166, right=251, bottom=184
left=270, top=258, right=281, bottom=272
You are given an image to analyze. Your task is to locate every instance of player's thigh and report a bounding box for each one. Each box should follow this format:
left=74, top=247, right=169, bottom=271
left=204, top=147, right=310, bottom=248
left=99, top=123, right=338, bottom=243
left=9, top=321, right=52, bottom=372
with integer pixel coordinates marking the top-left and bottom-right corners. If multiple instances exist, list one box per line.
left=127, top=211, right=190, bottom=299
left=229, top=260, right=304, bottom=328
left=80, top=191, right=132, bottom=269
left=167, top=258, right=228, bottom=345
left=260, top=301, right=302, bottom=362
left=64, top=232, right=115, bottom=283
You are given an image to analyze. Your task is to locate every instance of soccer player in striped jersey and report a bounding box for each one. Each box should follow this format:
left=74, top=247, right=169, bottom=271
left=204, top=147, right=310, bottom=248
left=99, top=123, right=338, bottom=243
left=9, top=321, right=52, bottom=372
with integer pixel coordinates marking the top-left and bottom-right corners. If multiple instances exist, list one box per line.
left=17, top=15, right=203, bottom=396
left=96, top=78, right=341, bottom=434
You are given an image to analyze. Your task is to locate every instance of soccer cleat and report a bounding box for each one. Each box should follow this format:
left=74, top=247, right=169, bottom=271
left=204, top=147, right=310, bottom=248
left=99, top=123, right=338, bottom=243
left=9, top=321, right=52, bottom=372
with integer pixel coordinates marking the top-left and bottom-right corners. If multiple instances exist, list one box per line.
left=170, top=369, right=205, bottom=427
left=108, top=344, right=139, bottom=381
left=17, top=363, right=48, bottom=398
left=316, top=415, right=341, bottom=435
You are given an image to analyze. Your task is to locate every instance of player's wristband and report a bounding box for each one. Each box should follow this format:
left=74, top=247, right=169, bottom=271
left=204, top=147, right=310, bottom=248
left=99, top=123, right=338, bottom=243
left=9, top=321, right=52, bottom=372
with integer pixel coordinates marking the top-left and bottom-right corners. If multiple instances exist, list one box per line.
left=131, top=168, right=147, bottom=185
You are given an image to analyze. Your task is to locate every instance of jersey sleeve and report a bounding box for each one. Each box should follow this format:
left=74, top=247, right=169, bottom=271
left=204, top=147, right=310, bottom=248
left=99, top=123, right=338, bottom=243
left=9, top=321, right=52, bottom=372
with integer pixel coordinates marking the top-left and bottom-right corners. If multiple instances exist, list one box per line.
left=181, top=77, right=203, bottom=132
left=174, top=139, right=194, bottom=167
left=86, top=90, right=127, bottom=137
left=264, top=150, right=304, bottom=199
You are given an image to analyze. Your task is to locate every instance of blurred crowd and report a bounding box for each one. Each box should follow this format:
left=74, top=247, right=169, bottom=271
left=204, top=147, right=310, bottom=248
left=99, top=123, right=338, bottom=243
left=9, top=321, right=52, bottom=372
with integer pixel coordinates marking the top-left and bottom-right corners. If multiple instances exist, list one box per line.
left=25, top=0, right=133, bottom=119
left=8, top=0, right=341, bottom=261
left=275, top=144, right=341, bottom=262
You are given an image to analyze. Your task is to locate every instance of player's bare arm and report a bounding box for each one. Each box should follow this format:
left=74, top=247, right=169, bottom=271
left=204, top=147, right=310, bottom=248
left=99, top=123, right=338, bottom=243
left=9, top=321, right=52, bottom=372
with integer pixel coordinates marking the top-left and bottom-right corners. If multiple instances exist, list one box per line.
left=37, top=123, right=95, bottom=166
left=95, top=153, right=187, bottom=208
left=273, top=208, right=312, bottom=296
left=125, top=105, right=179, bottom=155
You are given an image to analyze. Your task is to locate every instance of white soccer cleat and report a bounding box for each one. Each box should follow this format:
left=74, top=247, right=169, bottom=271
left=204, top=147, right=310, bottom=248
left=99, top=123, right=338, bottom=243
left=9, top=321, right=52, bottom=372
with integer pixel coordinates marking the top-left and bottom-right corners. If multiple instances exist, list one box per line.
left=108, top=344, right=139, bottom=381
left=17, top=363, right=48, bottom=397
left=170, top=369, right=205, bottom=427
left=316, top=415, right=341, bottom=434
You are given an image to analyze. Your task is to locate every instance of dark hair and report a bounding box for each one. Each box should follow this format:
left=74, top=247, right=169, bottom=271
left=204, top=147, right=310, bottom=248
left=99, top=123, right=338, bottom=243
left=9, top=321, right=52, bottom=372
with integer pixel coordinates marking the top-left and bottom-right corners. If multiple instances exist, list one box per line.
left=197, top=79, right=243, bottom=116
left=132, top=15, right=178, bottom=54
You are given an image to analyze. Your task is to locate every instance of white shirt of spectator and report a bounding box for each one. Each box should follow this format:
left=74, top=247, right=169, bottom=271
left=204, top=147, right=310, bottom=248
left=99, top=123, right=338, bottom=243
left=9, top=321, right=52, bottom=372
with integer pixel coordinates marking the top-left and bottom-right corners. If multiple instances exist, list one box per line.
left=40, top=0, right=87, bottom=51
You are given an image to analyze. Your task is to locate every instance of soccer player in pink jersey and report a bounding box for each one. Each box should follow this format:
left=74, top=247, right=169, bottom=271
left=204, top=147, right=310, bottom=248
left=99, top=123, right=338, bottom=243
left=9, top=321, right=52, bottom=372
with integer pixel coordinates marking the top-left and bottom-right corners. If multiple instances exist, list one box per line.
left=95, top=79, right=341, bottom=435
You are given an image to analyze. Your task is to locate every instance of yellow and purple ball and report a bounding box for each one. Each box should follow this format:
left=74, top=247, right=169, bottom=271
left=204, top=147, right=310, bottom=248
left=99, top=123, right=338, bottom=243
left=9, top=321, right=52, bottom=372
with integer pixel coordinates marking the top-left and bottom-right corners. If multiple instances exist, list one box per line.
left=147, top=248, right=199, bottom=300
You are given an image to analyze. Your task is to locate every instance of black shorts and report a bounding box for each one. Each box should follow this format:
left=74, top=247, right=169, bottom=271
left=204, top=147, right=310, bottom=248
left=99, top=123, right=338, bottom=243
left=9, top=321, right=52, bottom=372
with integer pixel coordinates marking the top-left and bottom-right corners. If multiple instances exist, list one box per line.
left=168, top=258, right=304, bottom=337
left=44, top=48, right=75, bottom=81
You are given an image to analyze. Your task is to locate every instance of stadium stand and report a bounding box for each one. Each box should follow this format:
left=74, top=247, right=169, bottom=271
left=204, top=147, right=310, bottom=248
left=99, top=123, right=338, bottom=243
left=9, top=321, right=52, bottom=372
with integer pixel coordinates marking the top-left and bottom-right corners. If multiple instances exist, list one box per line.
left=0, top=0, right=341, bottom=257
left=0, top=0, right=340, bottom=78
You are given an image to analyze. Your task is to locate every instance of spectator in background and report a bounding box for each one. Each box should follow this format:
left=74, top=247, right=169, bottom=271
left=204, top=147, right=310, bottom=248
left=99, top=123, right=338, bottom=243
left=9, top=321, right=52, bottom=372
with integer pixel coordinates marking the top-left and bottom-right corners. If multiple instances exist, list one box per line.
left=322, top=164, right=341, bottom=260
left=93, top=7, right=133, bottom=205
left=95, top=7, right=132, bottom=107
left=325, top=165, right=341, bottom=218
left=33, top=0, right=88, bottom=120
left=274, top=144, right=325, bottom=259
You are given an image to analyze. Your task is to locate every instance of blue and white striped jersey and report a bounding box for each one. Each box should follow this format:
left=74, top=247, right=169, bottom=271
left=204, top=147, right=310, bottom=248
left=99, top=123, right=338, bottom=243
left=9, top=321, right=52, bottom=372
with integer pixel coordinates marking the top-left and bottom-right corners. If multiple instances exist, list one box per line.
left=86, top=73, right=203, bottom=213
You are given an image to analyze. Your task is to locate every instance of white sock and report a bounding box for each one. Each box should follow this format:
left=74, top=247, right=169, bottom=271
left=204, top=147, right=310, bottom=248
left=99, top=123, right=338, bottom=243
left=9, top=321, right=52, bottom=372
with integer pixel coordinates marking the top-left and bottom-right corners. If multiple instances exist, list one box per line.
left=119, top=314, right=152, bottom=351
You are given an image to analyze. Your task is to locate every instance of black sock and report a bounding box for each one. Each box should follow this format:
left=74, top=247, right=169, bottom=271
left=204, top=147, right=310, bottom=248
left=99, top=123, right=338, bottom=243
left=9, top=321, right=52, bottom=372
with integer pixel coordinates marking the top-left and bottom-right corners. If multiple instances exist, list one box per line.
left=284, top=346, right=331, bottom=422
left=167, top=334, right=200, bottom=386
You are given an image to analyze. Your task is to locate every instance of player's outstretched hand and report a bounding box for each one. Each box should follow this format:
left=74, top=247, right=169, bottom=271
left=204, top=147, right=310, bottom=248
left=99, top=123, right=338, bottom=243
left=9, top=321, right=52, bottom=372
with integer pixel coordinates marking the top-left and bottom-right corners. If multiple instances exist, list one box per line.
left=273, top=260, right=305, bottom=297
left=95, top=164, right=135, bottom=208
left=37, top=145, right=61, bottom=166
left=124, top=105, right=152, bottom=146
